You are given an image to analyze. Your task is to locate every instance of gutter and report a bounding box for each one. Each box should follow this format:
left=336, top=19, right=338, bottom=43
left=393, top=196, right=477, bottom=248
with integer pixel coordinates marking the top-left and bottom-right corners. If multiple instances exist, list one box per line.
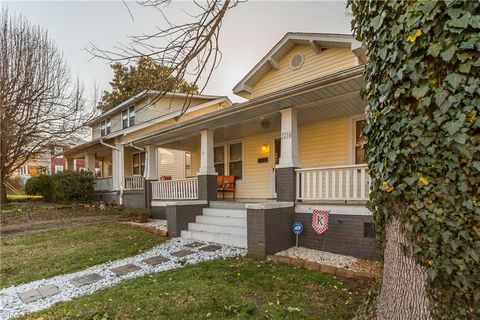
left=99, top=139, right=118, bottom=150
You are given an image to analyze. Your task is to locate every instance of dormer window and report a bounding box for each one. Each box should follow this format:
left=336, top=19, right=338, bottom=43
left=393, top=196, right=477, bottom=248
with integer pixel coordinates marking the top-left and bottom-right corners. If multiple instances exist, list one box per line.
left=101, top=118, right=111, bottom=136
left=122, top=107, right=135, bottom=129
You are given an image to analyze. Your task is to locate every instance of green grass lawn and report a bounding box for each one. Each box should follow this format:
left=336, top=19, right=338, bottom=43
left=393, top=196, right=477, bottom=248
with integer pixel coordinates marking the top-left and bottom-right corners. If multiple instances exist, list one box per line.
left=0, top=223, right=165, bottom=288
left=20, top=257, right=374, bottom=320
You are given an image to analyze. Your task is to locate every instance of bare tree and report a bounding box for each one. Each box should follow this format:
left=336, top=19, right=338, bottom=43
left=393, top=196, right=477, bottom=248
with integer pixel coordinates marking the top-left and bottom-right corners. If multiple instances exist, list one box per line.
left=0, top=9, right=96, bottom=203
left=88, top=0, right=241, bottom=115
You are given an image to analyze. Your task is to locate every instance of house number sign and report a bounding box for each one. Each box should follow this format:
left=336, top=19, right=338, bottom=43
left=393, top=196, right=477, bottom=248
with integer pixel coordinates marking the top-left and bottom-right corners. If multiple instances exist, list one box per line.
left=281, top=131, right=292, bottom=139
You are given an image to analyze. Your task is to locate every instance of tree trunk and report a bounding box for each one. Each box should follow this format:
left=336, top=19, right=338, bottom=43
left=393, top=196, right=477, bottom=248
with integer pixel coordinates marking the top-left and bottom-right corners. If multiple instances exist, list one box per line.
left=376, top=216, right=431, bottom=319
left=1, top=180, right=8, bottom=204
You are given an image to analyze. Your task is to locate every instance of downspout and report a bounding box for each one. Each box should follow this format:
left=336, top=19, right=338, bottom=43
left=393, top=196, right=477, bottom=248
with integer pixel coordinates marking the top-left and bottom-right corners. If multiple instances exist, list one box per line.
left=99, top=140, right=123, bottom=205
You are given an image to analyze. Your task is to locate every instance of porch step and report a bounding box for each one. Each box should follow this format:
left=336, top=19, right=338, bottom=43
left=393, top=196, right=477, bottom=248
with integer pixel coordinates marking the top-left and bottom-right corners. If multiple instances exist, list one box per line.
left=188, top=222, right=247, bottom=236
left=181, top=230, right=247, bottom=248
left=195, top=215, right=246, bottom=227
left=209, top=201, right=246, bottom=210
left=203, top=208, right=247, bottom=218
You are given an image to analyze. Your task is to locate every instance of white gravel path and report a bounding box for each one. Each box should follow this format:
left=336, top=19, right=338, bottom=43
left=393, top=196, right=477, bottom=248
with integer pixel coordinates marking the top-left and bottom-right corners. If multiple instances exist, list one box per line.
left=276, top=246, right=359, bottom=270
left=125, top=219, right=167, bottom=231
left=0, top=238, right=245, bottom=320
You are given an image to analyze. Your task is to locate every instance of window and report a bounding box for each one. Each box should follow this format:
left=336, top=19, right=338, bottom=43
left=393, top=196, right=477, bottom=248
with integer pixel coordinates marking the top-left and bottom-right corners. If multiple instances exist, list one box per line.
left=54, top=146, right=63, bottom=158
left=214, top=146, right=225, bottom=176
left=229, top=143, right=243, bottom=180
left=185, top=152, right=192, bottom=178
left=55, top=165, right=63, bottom=174
left=355, top=119, right=366, bottom=164
left=122, top=108, right=135, bottom=129
left=101, top=118, right=111, bottom=136
left=132, top=152, right=146, bottom=176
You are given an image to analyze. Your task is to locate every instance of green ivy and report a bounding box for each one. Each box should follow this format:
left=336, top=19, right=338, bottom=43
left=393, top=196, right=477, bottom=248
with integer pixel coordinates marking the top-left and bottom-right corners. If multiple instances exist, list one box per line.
left=349, top=0, right=479, bottom=318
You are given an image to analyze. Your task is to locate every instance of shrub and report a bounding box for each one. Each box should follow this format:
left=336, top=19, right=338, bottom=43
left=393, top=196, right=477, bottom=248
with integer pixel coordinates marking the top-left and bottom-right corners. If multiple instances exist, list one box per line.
left=24, top=174, right=54, bottom=201
left=52, top=170, right=95, bottom=203
left=127, top=208, right=151, bottom=223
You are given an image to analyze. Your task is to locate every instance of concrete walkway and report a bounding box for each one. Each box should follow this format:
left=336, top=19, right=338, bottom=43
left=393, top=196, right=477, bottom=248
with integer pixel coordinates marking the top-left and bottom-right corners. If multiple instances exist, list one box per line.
left=0, top=238, right=246, bottom=319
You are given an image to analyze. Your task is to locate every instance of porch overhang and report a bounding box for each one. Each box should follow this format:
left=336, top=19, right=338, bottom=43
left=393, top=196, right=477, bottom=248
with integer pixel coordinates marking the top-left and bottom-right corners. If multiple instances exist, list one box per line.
left=63, top=137, right=116, bottom=159
left=128, top=65, right=366, bottom=148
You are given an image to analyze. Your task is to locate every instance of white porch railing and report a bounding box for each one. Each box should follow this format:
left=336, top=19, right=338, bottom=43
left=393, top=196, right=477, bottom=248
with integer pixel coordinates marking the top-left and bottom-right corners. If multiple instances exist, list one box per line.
left=151, top=178, right=198, bottom=200
left=125, top=176, right=144, bottom=190
left=296, top=164, right=370, bottom=201
left=94, top=177, right=113, bottom=191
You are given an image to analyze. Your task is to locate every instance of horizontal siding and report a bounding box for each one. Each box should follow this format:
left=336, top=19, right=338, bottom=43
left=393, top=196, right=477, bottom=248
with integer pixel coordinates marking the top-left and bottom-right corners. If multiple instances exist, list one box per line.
left=135, top=97, right=207, bottom=125
left=124, top=148, right=134, bottom=176
left=92, top=125, right=101, bottom=140
left=158, top=148, right=185, bottom=180
left=191, top=146, right=200, bottom=176
left=252, top=46, right=358, bottom=98
left=299, top=117, right=349, bottom=168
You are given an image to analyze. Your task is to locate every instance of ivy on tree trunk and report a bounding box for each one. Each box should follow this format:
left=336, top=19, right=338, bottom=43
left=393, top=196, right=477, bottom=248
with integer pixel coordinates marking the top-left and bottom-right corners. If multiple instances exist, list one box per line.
left=349, top=0, right=479, bottom=319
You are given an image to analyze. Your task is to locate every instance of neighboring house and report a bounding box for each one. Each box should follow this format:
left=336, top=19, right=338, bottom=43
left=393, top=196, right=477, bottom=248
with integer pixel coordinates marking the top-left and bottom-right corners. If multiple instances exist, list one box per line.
left=64, top=33, right=375, bottom=260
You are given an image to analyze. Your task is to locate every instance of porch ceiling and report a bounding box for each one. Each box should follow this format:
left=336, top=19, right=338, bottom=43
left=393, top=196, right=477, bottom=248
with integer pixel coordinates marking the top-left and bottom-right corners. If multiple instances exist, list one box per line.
left=63, top=138, right=114, bottom=159
left=131, top=66, right=366, bottom=149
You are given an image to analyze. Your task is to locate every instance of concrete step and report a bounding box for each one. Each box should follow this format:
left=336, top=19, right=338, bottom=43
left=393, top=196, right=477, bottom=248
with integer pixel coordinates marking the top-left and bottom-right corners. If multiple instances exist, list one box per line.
left=195, top=215, right=246, bottom=227
left=188, top=222, right=247, bottom=236
left=209, top=201, right=246, bottom=210
left=181, top=230, right=247, bottom=248
left=202, top=208, right=247, bottom=218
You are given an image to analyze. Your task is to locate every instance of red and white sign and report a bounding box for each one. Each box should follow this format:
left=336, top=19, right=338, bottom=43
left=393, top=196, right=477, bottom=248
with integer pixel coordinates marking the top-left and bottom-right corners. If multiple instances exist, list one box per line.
left=312, top=209, right=329, bottom=234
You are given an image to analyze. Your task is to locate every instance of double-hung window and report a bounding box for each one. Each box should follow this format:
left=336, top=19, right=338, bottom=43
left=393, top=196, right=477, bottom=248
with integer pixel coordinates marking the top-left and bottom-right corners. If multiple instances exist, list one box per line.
left=355, top=119, right=366, bottom=164
left=101, top=118, right=111, bottom=136
left=132, top=152, right=146, bottom=176
left=122, top=107, right=135, bottom=129
left=185, top=152, right=192, bottom=178
left=213, top=142, right=243, bottom=180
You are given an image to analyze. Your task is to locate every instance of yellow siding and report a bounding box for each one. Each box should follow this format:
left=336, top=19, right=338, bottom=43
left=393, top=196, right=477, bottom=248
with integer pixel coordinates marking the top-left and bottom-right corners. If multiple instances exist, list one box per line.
left=124, top=148, right=134, bottom=176
left=235, top=133, right=272, bottom=199
left=158, top=148, right=185, bottom=180
left=252, top=45, right=358, bottom=98
left=299, top=117, right=349, bottom=168
left=191, top=146, right=200, bottom=175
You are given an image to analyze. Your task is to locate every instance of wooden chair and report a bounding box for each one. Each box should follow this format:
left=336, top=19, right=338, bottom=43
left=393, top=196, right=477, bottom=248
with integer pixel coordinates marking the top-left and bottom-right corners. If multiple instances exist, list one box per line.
left=160, top=175, right=172, bottom=181
left=217, top=175, right=236, bottom=200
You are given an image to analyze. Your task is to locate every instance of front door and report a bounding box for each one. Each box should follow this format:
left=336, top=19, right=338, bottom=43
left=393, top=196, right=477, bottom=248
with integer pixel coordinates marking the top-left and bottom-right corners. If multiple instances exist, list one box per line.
left=271, top=137, right=281, bottom=198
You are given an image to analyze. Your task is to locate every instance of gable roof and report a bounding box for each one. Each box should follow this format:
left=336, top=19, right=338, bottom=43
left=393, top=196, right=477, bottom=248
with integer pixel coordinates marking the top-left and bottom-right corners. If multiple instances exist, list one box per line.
left=232, top=32, right=365, bottom=97
left=88, top=91, right=225, bottom=126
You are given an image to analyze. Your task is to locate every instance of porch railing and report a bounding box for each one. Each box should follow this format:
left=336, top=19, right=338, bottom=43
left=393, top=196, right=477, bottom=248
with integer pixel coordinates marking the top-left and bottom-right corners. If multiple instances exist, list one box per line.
left=151, top=178, right=198, bottom=200
left=296, top=164, right=370, bottom=201
left=125, top=176, right=144, bottom=190
left=94, top=177, right=113, bottom=191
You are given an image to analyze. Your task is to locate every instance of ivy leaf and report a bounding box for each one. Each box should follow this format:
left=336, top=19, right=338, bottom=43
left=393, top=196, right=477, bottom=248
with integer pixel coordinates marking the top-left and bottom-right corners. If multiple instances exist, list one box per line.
left=445, top=73, right=465, bottom=90
left=448, top=12, right=471, bottom=30
left=371, top=14, right=384, bottom=31
left=470, top=15, right=480, bottom=28
left=443, top=121, right=463, bottom=135
left=427, top=43, right=442, bottom=57
left=412, top=86, right=429, bottom=99
left=407, top=29, right=422, bottom=43
left=440, top=46, right=457, bottom=62
left=453, top=132, right=467, bottom=144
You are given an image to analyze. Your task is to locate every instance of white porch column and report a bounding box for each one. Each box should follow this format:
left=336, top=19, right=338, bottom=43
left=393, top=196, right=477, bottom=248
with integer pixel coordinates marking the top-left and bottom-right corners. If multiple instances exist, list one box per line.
left=144, top=145, right=158, bottom=180
left=65, top=157, right=74, bottom=171
left=278, top=107, right=299, bottom=168
left=85, top=154, right=96, bottom=173
left=112, top=144, right=125, bottom=191
left=197, top=129, right=217, bottom=201
left=198, top=129, right=217, bottom=175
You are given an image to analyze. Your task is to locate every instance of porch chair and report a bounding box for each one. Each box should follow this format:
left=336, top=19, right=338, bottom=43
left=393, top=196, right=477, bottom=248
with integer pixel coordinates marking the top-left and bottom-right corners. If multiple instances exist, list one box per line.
left=217, top=175, right=236, bottom=200
left=160, top=175, right=172, bottom=181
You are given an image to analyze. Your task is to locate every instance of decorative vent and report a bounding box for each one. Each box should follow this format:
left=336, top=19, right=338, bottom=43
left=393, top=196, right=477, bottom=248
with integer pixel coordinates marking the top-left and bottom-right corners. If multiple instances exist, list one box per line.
left=289, top=53, right=304, bottom=70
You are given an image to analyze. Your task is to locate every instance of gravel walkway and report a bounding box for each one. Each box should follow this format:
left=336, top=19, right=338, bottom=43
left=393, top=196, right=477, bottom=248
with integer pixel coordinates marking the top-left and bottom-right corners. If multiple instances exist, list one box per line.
left=0, top=238, right=246, bottom=320
left=124, top=219, right=167, bottom=231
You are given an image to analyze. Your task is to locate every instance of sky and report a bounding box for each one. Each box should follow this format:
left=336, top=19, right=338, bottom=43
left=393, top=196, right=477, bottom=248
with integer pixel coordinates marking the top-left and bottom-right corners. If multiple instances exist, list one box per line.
left=4, top=0, right=352, bottom=102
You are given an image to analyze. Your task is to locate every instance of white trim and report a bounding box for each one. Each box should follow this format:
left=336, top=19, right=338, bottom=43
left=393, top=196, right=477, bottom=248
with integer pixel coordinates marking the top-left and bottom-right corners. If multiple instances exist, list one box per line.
left=54, top=165, right=64, bottom=174
left=246, top=202, right=294, bottom=210
left=151, top=200, right=208, bottom=207
left=348, top=114, right=365, bottom=165
left=295, top=204, right=372, bottom=216
left=270, top=134, right=281, bottom=198
left=213, top=139, right=245, bottom=183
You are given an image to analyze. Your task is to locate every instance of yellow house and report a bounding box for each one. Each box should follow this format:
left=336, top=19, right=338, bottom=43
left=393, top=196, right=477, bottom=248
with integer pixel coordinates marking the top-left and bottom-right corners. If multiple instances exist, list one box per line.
left=65, top=33, right=376, bottom=260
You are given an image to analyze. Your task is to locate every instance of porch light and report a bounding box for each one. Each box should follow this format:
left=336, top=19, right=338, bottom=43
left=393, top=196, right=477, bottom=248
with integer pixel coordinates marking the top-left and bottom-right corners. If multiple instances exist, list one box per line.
left=261, top=144, right=270, bottom=153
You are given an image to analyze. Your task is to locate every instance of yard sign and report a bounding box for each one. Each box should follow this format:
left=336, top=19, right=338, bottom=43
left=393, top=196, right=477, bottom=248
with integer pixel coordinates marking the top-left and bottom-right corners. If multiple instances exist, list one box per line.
left=312, top=209, right=329, bottom=234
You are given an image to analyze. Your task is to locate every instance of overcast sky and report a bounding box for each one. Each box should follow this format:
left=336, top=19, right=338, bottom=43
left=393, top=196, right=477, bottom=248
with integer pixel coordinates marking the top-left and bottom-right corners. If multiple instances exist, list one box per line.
left=4, top=1, right=352, bottom=102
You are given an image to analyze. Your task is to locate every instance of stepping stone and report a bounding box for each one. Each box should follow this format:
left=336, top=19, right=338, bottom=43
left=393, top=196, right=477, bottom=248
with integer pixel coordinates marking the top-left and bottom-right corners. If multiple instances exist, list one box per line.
left=71, top=273, right=104, bottom=287
left=184, top=241, right=204, bottom=248
left=38, top=284, right=60, bottom=298
left=18, top=289, right=42, bottom=304
left=199, top=244, right=222, bottom=252
left=171, top=249, right=194, bottom=257
left=142, top=255, right=170, bottom=266
left=110, top=264, right=141, bottom=276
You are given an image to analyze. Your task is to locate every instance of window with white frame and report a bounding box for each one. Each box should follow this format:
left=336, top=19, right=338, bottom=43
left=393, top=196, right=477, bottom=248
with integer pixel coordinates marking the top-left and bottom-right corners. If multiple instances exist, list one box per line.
left=122, top=107, right=135, bottom=129
left=229, top=143, right=243, bottom=180
left=54, top=146, right=63, bottom=158
left=101, top=118, right=111, bottom=136
left=184, top=152, right=192, bottom=178
left=355, top=119, right=366, bottom=164
left=214, top=146, right=225, bottom=176
left=132, top=152, right=146, bottom=176
left=55, top=165, right=63, bottom=174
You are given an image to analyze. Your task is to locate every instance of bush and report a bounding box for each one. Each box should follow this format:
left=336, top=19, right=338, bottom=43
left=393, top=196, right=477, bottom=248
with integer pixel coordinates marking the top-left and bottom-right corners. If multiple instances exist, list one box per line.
left=24, top=174, right=54, bottom=201
left=52, top=170, right=94, bottom=203
left=127, top=208, right=151, bottom=223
